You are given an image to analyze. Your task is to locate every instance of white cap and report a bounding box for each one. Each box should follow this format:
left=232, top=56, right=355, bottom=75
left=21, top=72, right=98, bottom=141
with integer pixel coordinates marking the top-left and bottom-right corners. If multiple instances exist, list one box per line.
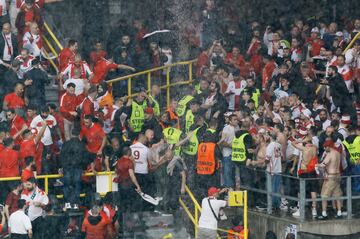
left=335, top=31, right=343, bottom=37
left=301, top=109, right=312, bottom=119
left=311, top=27, right=319, bottom=33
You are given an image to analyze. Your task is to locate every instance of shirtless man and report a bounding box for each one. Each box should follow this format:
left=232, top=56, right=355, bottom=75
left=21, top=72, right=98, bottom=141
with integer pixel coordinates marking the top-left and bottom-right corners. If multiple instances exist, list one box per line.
left=291, top=135, right=318, bottom=217
left=316, top=139, right=342, bottom=220
left=274, top=123, right=287, bottom=164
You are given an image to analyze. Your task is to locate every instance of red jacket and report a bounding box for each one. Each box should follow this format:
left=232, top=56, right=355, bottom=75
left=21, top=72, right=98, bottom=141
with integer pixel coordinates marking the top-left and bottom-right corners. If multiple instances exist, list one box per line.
left=58, top=48, right=75, bottom=72
left=81, top=97, right=95, bottom=119
left=60, top=92, right=78, bottom=121
left=92, top=58, right=118, bottom=84
left=0, top=148, right=20, bottom=177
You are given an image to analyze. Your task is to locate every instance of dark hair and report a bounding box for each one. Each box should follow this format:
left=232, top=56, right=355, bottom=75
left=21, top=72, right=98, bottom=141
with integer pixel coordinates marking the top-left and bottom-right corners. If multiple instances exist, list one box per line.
left=274, top=123, right=284, bottom=132
left=331, top=119, right=339, bottom=128
left=6, top=109, right=15, bottom=114
left=71, top=128, right=80, bottom=137
left=68, top=39, right=78, bottom=47
left=27, top=104, right=37, bottom=111
left=17, top=199, right=27, bottom=209
left=25, top=156, right=34, bottom=166
left=329, top=65, right=337, bottom=72
left=40, top=105, right=49, bottom=113
left=84, top=115, right=93, bottom=121
left=22, top=129, right=32, bottom=137
left=3, top=137, right=14, bottom=147
left=265, top=230, right=277, bottom=239
left=122, top=146, right=131, bottom=156
left=26, top=177, right=37, bottom=184
left=67, top=82, right=76, bottom=89
left=209, top=118, right=218, bottom=128
left=47, top=103, right=57, bottom=111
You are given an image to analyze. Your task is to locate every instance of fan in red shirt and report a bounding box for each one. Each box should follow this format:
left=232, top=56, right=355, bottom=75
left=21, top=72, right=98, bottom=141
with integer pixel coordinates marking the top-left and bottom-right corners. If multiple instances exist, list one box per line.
left=6, top=109, right=28, bottom=145
left=19, top=120, right=46, bottom=168
left=307, top=27, right=325, bottom=57
left=91, top=57, right=135, bottom=85
left=225, top=47, right=246, bottom=70
left=81, top=205, right=112, bottom=239
left=80, top=115, right=106, bottom=156
left=49, top=104, right=65, bottom=142
left=195, top=49, right=210, bottom=77
left=21, top=156, right=36, bottom=182
left=89, top=41, right=107, bottom=69
left=58, top=39, right=78, bottom=72
left=262, top=54, right=276, bottom=90
left=0, top=138, right=20, bottom=178
left=4, top=183, right=22, bottom=220
left=80, top=86, right=98, bottom=120
left=3, top=82, right=26, bottom=111
left=60, top=83, right=78, bottom=140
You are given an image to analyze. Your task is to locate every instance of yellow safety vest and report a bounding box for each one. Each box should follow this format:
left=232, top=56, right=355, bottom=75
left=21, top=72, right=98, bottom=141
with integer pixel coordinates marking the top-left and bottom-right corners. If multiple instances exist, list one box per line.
left=251, top=88, right=260, bottom=109
left=343, top=136, right=360, bottom=165
left=185, top=109, right=195, bottom=133
left=232, top=133, right=249, bottom=162
left=183, top=127, right=200, bottom=156
left=176, top=95, right=194, bottom=117
left=130, top=101, right=146, bottom=133
left=163, top=127, right=182, bottom=156
left=195, top=83, right=202, bottom=94
left=206, top=128, right=216, bottom=134
left=148, top=94, right=160, bottom=116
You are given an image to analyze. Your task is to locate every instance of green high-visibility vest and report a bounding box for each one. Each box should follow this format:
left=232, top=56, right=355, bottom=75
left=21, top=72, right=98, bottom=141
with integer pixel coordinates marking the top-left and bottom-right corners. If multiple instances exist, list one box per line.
left=130, top=101, right=146, bottom=133
left=343, top=136, right=360, bottom=165
left=206, top=128, right=216, bottom=134
left=176, top=95, right=194, bottom=117
left=185, top=109, right=195, bottom=133
left=195, top=83, right=202, bottom=94
left=148, top=94, right=160, bottom=116
left=182, top=127, right=200, bottom=156
left=251, top=88, right=261, bottom=109
left=163, top=127, right=182, bottom=156
left=232, top=133, right=249, bottom=162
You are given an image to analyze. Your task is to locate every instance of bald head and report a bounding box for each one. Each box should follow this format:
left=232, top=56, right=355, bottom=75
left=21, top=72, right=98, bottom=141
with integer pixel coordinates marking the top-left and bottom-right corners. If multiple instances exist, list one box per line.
left=30, top=22, right=39, bottom=34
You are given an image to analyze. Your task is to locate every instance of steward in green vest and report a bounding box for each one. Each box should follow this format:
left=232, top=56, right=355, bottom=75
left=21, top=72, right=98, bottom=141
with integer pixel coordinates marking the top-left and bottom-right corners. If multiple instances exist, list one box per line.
left=342, top=127, right=360, bottom=192
left=148, top=94, right=160, bottom=116
left=128, top=87, right=153, bottom=137
left=176, top=95, right=194, bottom=117
left=245, top=77, right=261, bottom=109
left=232, top=132, right=249, bottom=162
left=183, top=99, right=201, bottom=133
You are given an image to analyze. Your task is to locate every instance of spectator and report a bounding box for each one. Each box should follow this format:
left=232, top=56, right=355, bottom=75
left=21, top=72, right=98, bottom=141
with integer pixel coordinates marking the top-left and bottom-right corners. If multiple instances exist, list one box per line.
left=59, top=82, right=78, bottom=141
left=80, top=86, right=98, bottom=120
left=15, top=0, right=43, bottom=41
left=6, top=108, right=27, bottom=145
left=3, top=82, right=26, bottom=115
left=81, top=204, right=112, bottom=239
left=14, top=48, right=34, bottom=79
left=60, top=53, right=93, bottom=81
left=21, top=177, right=49, bottom=238
left=23, top=58, right=48, bottom=107
left=198, top=187, right=228, bottom=239
left=58, top=39, right=78, bottom=72
left=4, top=183, right=23, bottom=220
left=8, top=199, right=32, bottom=239
left=89, top=40, right=107, bottom=69
left=0, top=23, right=18, bottom=67
left=0, top=137, right=20, bottom=178
left=60, top=129, right=88, bottom=211
left=22, top=22, right=42, bottom=58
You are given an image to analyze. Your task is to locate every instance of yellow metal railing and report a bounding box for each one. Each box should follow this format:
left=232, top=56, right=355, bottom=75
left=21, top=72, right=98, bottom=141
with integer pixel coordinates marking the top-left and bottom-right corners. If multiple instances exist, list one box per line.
left=0, top=171, right=114, bottom=197
left=179, top=185, right=248, bottom=239
left=343, top=32, right=360, bottom=54
left=107, top=59, right=196, bottom=107
left=41, top=21, right=64, bottom=73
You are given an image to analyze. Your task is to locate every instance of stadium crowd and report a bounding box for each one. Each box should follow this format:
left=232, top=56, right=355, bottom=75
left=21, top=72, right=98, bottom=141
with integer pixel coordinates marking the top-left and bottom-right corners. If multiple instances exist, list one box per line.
left=0, top=0, right=359, bottom=238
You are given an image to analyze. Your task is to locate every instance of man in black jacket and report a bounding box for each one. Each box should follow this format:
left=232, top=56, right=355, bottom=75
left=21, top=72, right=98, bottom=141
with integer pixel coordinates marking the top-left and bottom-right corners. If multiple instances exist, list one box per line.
left=23, top=58, right=49, bottom=107
left=0, top=23, right=18, bottom=65
left=60, top=129, right=88, bottom=211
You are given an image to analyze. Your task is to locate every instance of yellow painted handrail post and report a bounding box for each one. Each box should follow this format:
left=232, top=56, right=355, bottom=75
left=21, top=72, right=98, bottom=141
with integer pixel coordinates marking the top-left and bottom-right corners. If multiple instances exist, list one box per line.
left=147, top=72, right=151, bottom=92
left=128, top=78, right=132, bottom=97
left=108, top=172, right=112, bottom=192
left=44, top=22, right=63, bottom=50
left=189, top=62, right=193, bottom=84
left=166, top=67, right=170, bottom=107
left=343, top=32, right=360, bottom=54
left=44, top=177, right=49, bottom=195
left=244, top=190, right=248, bottom=239
left=194, top=207, right=198, bottom=238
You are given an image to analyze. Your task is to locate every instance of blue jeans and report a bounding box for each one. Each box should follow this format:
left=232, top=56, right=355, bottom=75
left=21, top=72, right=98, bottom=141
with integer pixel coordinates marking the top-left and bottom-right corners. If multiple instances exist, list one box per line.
left=222, top=156, right=234, bottom=188
left=63, top=167, right=82, bottom=204
left=272, top=174, right=281, bottom=208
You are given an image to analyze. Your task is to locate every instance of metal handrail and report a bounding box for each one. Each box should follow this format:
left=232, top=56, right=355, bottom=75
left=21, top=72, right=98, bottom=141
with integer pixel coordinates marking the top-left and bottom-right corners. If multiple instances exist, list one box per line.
left=43, top=21, right=64, bottom=51
left=342, top=32, right=360, bottom=54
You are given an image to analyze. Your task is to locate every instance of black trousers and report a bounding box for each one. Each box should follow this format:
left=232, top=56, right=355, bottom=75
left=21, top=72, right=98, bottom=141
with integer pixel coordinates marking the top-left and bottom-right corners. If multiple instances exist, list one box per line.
left=10, top=234, right=29, bottom=239
left=32, top=216, right=44, bottom=239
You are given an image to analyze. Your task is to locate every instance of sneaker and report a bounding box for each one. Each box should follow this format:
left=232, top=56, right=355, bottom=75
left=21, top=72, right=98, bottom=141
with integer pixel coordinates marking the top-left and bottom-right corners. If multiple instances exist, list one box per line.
left=312, top=207, right=317, bottom=217
left=290, top=206, right=298, bottom=212
left=73, top=204, right=79, bottom=210
left=64, top=203, right=72, bottom=211
left=292, top=209, right=300, bottom=217
left=317, top=215, right=328, bottom=220
left=255, top=205, right=267, bottom=212
left=54, top=179, right=64, bottom=187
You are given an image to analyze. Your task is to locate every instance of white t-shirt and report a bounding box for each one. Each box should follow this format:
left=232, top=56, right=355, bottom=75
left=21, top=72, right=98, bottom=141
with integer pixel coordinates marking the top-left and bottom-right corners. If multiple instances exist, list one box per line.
left=198, top=197, right=226, bottom=230
left=30, top=115, right=57, bottom=146
left=2, top=33, right=13, bottom=61
left=130, top=142, right=149, bottom=174
left=9, top=210, right=32, bottom=234
left=63, top=78, right=85, bottom=96
left=225, top=80, right=247, bottom=110
left=23, top=32, right=41, bottom=57
left=21, top=186, right=49, bottom=221
left=221, top=124, right=238, bottom=157
left=266, top=141, right=282, bottom=174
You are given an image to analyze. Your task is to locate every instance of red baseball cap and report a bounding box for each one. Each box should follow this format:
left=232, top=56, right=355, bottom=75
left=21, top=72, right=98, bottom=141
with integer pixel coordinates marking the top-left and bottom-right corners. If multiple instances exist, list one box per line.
left=144, top=107, right=154, bottom=114
left=208, top=187, right=220, bottom=197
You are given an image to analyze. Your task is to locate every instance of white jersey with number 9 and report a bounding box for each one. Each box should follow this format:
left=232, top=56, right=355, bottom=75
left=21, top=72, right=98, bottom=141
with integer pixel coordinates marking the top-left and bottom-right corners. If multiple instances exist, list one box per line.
left=130, top=142, right=149, bottom=174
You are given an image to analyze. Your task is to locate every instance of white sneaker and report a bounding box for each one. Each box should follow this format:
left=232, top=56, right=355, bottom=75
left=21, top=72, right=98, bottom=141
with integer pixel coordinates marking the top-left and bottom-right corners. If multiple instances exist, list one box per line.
left=64, top=203, right=72, bottom=211
left=73, top=204, right=79, bottom=210
left=312, top=207, right=317, bottom=217
left=292, top=209, right=300, bottom=217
